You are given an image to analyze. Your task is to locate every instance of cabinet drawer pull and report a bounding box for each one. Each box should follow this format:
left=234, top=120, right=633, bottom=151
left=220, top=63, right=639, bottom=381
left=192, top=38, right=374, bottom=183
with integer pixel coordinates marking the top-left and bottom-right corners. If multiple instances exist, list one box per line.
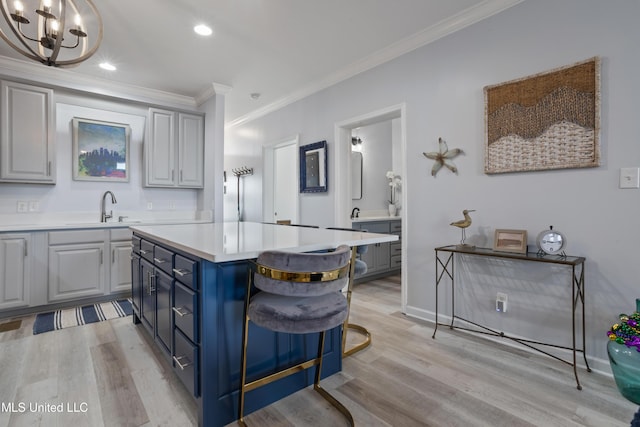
left=173, top=355, right=192, bottom=370
left=140, top=249, right=149, bottom=255
left=173, top=268, right=192, bottom=276
left=147, top=272, right=156, bottom=295
left=172, top=306, right=192, bottom=317
left=154, top=257, right=167, bottom=264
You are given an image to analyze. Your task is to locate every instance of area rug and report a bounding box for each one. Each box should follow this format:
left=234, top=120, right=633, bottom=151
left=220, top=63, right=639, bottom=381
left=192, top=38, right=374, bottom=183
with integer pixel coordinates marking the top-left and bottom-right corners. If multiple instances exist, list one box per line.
left=0, top=320, right=22, bottom=333
left=33, top=299, right=132, bottom=335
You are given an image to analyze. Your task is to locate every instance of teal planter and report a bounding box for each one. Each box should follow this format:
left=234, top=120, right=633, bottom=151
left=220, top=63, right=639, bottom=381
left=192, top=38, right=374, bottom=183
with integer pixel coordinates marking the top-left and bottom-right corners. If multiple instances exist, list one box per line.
left=607, top=298, right=640, bottom=405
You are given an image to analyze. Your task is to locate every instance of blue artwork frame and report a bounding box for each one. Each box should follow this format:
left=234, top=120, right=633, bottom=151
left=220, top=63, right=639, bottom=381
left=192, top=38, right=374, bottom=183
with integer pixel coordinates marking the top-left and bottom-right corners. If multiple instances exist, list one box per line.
left=72, top=117, right=131, bottom=182
left=299, top=140, right=327, bottom=193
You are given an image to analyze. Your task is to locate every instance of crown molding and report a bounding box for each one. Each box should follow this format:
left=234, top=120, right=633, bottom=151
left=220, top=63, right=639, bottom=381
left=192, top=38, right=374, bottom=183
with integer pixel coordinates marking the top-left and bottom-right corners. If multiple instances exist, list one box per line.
left=195, top=82, right=233, bottom=106
left=226, top=0, right=524, bottom=129
left=0, top=55, right=200, bottom=110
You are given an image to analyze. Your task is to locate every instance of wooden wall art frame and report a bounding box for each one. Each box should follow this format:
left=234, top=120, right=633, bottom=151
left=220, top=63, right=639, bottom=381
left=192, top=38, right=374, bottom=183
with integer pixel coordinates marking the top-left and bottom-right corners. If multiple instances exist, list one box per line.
left=493, top=229, right=528, bottom=254
left=484, top=57, right=600, bottom=174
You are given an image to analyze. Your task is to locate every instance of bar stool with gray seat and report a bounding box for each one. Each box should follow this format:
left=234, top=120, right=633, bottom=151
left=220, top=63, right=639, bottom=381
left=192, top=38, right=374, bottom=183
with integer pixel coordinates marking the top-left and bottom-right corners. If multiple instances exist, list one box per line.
left=238, top=245, right=355, bottom=426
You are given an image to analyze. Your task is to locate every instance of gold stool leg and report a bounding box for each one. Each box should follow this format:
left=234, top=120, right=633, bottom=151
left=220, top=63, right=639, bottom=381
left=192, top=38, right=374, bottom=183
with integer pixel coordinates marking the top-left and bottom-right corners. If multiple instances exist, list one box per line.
left=342, top=246, right=372, bottom=358
left=314, top=331, right=355, bottom=426
left=238, top=269, right=253, bottom=426
left=343, top=323, right=372, bottom=357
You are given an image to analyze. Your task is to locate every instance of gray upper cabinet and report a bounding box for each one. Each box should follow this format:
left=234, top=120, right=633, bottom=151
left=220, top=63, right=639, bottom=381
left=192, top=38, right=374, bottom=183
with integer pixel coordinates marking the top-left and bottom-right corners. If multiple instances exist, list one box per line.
left=178, top=113, right=204, bottom=187
left=0, top=81, right=55, bottom=184
left=145, top=108, right=204, bottom=188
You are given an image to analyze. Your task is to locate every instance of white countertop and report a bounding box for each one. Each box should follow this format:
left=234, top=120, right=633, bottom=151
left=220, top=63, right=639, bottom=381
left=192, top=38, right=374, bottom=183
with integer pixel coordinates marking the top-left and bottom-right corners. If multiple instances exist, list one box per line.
left=0, top=219, right=212, bottom=233
left=131, top=221, right=399, bottom=263
left=351, top=215, right=400, bottom=222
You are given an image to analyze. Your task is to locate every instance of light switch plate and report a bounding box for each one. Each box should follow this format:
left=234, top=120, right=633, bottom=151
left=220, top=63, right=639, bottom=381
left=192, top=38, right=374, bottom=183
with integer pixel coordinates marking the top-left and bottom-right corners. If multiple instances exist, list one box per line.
left=620, top=167, right=640, bottom=189
left=17, top=201, right=28, bottom=213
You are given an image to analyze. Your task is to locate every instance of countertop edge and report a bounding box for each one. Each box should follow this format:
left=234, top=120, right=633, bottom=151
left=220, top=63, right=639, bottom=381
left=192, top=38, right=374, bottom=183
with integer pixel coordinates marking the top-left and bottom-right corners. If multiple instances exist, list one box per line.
left=131, top=222, right=398, bottom=263
left=0, top=219, right=212, bottom=233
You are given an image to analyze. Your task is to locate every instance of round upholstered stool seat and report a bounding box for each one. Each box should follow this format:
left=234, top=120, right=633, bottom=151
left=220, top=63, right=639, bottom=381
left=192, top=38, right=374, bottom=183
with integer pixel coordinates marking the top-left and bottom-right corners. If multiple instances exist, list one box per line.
left=248, top=291, right=348, bottom=334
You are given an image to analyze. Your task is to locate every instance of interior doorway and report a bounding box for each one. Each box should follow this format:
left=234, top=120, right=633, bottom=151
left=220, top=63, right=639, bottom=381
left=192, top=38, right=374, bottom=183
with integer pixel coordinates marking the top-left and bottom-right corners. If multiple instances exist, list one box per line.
left=334, top=104, right=407, bottom=313
left=263, top=135, right=299, bottom=224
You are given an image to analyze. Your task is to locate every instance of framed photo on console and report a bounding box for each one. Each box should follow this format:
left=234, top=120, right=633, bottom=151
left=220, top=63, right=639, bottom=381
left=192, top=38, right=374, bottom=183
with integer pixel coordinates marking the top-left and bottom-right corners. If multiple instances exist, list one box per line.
left=493, top=229, right=528, bottom=254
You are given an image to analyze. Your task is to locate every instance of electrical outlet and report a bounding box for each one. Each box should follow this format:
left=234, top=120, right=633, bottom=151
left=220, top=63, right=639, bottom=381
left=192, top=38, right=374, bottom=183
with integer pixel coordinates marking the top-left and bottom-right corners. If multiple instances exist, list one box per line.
left=496, top=292, right=508, bottom=313
left=620, top=167, right=640, bottom=189
left=16, top=201, right=28, bottom=213
left=169, top=200, right=175, bottom=210
left=28, top=201, right=39, bottom=212
left=147, top=202, right=153, bottom=210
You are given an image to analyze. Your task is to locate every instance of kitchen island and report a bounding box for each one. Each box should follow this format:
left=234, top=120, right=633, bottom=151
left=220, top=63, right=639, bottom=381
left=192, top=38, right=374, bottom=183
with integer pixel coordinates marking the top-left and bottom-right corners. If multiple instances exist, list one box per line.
left=129, top=221, right=398, bottom=427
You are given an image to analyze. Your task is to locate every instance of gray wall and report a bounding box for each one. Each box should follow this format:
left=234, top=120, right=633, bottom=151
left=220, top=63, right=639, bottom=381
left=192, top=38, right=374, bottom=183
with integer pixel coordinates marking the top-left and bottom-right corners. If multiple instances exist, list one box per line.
left=351, top=120, right=394, bottom=212
left=225, top=0, right=640, bottom=371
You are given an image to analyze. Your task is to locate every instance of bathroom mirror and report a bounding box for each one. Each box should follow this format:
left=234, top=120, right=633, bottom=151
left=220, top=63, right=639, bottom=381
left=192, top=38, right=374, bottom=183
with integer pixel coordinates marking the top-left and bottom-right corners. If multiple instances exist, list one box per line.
left=351, top=151, right=362, bottom=200
left=300, top=140, right=328, bottom=193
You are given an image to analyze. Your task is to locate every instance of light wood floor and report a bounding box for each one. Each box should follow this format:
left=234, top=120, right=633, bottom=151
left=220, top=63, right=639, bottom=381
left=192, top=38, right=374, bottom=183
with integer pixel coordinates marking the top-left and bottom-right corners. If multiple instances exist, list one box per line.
left=0, top=275, right=637, bottom=427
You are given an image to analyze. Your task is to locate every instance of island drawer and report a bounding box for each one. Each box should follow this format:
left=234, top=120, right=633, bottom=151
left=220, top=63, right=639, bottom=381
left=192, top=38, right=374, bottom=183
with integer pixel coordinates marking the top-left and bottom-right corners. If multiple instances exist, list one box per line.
left=174, top=254, right=198, bottom=290
left=131, top=235, right=141, bottom=254
left=174, top=329, right=199, bottom=398
left=140, top=239, right=154, bottom=262
left=174, top=281, right=198, bottom=342
left=154, top=245, right=174, bottom=275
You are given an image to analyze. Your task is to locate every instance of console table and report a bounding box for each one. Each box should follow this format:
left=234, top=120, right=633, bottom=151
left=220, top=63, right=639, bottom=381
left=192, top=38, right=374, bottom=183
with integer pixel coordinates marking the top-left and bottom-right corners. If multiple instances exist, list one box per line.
left=432, top=245, right=591, bottom=389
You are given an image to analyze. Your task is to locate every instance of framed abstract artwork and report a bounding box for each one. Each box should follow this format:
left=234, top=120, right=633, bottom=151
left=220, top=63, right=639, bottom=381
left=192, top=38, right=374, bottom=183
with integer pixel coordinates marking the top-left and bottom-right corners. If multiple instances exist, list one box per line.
left=72, top=117, right=131, bottom=182
left=484, top=57, right=600, bottom=174
left=300, top=140, right=328, bottom=193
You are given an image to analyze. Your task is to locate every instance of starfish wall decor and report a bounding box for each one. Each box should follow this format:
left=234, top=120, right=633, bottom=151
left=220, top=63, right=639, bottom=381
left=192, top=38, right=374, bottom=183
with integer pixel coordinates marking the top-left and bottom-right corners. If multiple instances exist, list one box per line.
left=423, top=137, right=463, bottom=176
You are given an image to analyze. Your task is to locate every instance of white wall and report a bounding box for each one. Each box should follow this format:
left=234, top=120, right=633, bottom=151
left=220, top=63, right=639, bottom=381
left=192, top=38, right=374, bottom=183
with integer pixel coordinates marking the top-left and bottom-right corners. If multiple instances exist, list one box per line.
left=0, top=87, right=223, bottom=223
left=351, top=120, right=393, bottom=212
left=225, top=0, right=640, bottom=370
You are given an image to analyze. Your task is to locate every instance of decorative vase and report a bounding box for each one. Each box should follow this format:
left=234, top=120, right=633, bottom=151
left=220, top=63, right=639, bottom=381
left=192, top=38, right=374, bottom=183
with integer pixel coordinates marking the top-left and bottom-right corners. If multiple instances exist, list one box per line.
left=607, top=298, right=640, bottom=405
left=388, top=203, right=397, bottom=217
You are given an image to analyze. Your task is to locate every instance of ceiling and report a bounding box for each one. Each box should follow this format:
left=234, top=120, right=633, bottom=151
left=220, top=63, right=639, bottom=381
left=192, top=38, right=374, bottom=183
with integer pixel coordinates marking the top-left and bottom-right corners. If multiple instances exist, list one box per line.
left=0, top=0, right=522, bottom=126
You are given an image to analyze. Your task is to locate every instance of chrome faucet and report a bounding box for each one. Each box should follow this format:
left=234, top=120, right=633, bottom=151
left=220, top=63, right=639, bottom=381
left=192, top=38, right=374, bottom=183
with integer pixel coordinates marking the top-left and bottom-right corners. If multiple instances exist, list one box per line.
left=350, top=207, right=360, bottom=219
left=101, top=191, right=117, bottom=222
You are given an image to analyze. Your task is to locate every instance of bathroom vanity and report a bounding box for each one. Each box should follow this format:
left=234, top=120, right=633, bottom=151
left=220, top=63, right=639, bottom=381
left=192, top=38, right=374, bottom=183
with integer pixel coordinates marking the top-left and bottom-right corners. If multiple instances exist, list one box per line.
left=129, top=221, right=397, bottom=427
left=351, top=217, right=401, bottom=280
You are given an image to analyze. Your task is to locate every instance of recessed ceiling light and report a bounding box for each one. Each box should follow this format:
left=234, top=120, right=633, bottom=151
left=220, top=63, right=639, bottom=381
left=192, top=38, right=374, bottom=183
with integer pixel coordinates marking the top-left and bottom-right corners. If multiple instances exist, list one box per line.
left=250, top=93, right=261, bottom=100
left=99, top=62, right=116, bottom=71
left=194, top=25, right=213, bottom=36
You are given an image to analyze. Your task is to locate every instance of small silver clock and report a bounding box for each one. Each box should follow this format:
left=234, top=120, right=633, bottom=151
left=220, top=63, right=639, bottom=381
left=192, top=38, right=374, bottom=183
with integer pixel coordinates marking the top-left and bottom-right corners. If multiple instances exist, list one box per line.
left=536, top=226, right=566, bottom=257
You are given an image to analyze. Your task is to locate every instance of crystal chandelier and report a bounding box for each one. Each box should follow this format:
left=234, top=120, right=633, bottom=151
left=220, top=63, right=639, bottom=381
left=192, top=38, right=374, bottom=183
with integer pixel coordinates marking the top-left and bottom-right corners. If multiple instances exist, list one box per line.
left=0, top=0, right=102, bottom=67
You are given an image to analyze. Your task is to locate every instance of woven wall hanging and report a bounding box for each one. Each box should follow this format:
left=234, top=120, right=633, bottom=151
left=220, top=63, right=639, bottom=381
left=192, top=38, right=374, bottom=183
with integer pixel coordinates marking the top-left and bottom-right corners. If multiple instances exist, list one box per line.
left=484, top=57, right=600, bottom=174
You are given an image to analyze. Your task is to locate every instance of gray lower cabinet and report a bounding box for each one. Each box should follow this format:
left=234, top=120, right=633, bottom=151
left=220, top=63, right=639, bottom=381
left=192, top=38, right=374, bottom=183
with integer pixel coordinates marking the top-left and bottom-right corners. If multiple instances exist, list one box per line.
left=352, top=219, right=401, bottom=280
left=48, top=230, right=107, bottom=302
left=131, top=234, right=200, bottom=397
left=0, top=233, right=31, bottom=310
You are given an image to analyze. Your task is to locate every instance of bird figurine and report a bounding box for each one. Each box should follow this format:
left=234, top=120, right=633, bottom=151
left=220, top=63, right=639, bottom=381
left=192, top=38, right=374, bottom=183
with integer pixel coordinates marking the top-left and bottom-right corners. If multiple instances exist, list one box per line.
left=450, top=209, right=476, bottom=249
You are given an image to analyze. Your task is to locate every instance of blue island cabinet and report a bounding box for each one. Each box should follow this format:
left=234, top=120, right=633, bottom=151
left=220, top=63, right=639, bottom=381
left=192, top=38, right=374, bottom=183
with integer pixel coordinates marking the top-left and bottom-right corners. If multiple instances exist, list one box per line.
left=131, top=233, right=342, bottom=427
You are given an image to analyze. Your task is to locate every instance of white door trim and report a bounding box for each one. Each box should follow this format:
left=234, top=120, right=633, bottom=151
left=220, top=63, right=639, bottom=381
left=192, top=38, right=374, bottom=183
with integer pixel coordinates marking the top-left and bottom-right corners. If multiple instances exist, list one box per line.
left=333, top=103, right=408, bottom=313
left=262, top=134, right=300, bottom=223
